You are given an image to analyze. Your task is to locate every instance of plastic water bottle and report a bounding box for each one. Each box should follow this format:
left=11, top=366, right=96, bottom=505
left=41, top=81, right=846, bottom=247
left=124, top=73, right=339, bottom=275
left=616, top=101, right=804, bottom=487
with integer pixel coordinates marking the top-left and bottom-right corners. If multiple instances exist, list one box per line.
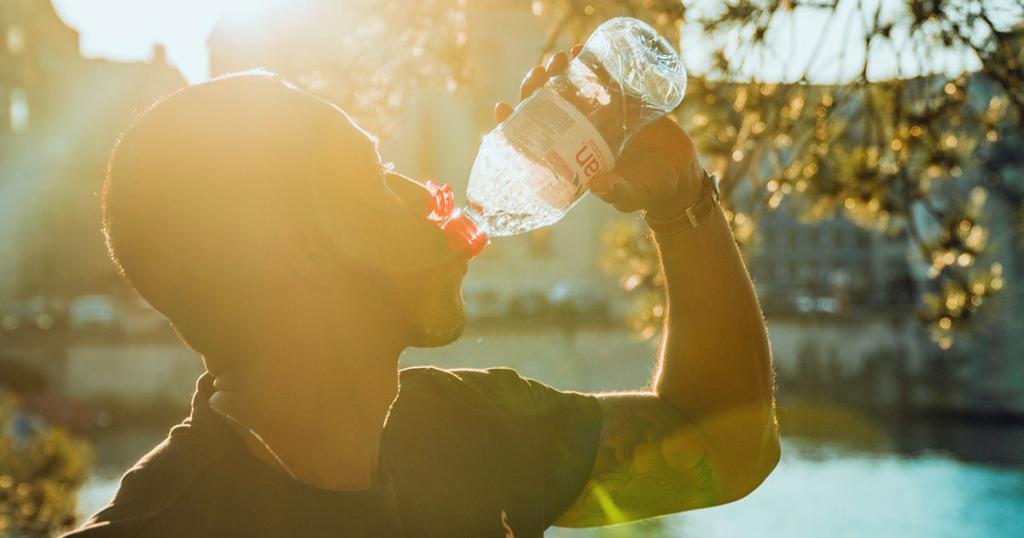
left=440, top=17, right=687, bottom=256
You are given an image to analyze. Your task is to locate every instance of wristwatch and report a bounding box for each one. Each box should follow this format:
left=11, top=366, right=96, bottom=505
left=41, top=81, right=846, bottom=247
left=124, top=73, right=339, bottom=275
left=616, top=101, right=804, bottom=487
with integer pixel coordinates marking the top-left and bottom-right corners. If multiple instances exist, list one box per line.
left=643, top=168, right=720, bottom=235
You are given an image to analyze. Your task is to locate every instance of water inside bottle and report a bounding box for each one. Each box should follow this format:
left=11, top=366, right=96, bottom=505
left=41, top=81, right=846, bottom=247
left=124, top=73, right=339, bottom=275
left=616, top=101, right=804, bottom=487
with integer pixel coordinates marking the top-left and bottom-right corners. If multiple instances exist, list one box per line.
left=464, top=60, right=623, bottom=237
left=465, top=130, right=568, bottom=237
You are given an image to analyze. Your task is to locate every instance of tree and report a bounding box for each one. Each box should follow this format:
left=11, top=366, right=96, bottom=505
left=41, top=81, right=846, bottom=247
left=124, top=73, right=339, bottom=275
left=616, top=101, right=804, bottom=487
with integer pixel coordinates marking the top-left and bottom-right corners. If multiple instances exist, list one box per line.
left=532, top=0, right=1023, bottom=347
left=0, top=391, right=92, bottom=536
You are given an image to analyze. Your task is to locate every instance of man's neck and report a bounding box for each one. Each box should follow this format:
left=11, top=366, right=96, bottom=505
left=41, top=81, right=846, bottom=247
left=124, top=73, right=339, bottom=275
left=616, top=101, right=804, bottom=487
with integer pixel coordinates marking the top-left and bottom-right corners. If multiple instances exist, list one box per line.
left=207, top=329, right=404, bottom=491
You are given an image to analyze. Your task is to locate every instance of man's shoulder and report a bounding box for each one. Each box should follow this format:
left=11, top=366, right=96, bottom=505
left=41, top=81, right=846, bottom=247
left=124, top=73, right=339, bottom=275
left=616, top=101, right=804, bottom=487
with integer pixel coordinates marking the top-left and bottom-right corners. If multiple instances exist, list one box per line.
left=396, top=366, right=546, bottom=410
left=387, top=366, right=603, bottom=534
left=398, top=365, right=596, bottom=411
left=65, top=422, right=220, bottom=536
left=398, top=365, right=524, bottom=390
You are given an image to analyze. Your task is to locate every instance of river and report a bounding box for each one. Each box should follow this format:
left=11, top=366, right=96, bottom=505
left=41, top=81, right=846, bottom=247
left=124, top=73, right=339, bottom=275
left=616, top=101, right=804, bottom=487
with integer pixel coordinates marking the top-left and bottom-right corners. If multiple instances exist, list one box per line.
left=78, top=420, right=1024, bottom=537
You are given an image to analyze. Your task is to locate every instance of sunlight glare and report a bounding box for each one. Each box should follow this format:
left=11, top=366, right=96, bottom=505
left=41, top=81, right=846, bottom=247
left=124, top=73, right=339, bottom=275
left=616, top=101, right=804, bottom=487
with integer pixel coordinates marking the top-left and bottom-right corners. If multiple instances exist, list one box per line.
left=51, top=0, right=294, bottom=84
left=219, top=0, right=293, bottom=24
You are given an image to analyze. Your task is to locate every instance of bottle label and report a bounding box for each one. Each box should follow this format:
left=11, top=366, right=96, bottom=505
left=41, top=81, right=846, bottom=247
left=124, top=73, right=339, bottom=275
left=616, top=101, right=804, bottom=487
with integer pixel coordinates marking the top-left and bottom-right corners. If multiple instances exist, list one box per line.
left=503, top=86, right=615, bottom=208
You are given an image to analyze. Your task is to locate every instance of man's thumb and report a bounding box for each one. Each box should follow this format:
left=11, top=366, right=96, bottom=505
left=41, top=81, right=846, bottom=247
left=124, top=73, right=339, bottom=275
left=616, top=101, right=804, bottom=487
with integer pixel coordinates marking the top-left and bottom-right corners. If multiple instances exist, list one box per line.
left=589, top=172, right=652, bottom=213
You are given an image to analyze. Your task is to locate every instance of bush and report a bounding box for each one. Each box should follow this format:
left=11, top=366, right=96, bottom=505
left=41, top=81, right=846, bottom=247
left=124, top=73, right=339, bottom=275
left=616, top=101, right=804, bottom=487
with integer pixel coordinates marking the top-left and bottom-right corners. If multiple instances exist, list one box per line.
left=0, top=391, right=92, bottom=537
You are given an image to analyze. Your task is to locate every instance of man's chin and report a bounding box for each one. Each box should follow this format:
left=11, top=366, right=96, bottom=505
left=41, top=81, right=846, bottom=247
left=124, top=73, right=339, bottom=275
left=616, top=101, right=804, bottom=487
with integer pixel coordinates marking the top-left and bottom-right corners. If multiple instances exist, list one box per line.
left=413, top=319, right=464, bottom=348
left=411, top=300, right=465, bottom=348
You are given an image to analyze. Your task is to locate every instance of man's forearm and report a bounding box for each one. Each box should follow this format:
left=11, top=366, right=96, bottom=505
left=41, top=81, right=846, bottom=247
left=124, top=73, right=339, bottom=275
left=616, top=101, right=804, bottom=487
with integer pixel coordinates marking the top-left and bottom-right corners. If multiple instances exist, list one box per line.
left=652, top=206, right=779, bottom=495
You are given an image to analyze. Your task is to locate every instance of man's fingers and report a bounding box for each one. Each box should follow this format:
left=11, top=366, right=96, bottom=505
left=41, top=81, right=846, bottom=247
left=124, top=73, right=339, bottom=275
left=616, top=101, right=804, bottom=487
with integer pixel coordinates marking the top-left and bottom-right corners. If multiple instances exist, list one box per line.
left=520, top=76, right=546, bottom=101
left=608, top=178, right=652, bottom=213
left=591, top=148, right=680, bottom=213
left=589, top=173, right=617, bottom=197
left=571, top=43, right=583, bottom=58
left=520, top=47, right=576, bottom=101
left=502, top=49, right=574, bottom=124
left=545, top=51, right=569, bottom=76
left=519, top=65, right=547, bottom=100
left=494, top=101, right=514, bottom=124
left=589, top=172, right=653, bottom=213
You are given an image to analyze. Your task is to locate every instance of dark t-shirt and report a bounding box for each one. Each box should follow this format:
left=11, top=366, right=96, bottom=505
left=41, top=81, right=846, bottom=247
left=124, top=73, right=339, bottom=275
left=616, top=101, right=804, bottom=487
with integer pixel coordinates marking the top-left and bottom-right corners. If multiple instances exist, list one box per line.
left=65, top=367, right=603, bottom=537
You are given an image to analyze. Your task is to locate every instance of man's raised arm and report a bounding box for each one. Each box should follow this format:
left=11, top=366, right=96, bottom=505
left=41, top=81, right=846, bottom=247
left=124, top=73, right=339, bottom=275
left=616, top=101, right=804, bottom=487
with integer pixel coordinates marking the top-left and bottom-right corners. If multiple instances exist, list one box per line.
left=496, top=49, right=780, bottom=528
left=555, top=161, right=780, bottom=526
left=554, top=129, right=780, bottom=526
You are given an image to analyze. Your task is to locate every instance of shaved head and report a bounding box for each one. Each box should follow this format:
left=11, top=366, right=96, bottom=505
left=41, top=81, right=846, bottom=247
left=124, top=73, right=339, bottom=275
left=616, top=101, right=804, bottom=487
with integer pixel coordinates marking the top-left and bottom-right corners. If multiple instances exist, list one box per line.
left=104, top=72, right=466, bottom=368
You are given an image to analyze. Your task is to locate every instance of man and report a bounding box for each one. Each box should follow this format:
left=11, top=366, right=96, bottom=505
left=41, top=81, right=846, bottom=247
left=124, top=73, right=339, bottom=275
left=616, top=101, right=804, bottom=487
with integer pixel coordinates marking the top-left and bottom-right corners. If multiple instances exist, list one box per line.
left=67, top=48, right=779, bottom=537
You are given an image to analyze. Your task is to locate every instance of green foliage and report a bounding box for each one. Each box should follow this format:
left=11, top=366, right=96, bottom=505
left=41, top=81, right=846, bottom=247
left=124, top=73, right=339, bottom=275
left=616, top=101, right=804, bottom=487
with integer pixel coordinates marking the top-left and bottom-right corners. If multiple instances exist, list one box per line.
left=0, top=392, right=92, bottom=537
left=600, top=220, right=666, bottom=340
left=532, top=0, right=1024, bottom=347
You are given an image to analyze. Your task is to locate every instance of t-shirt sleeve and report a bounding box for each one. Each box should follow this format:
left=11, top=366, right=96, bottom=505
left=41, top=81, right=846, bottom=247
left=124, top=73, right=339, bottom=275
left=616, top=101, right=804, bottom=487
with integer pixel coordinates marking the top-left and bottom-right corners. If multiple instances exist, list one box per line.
left=391, top=367, right=603, bottom=529
left=519, top=371, right=604, bottom=524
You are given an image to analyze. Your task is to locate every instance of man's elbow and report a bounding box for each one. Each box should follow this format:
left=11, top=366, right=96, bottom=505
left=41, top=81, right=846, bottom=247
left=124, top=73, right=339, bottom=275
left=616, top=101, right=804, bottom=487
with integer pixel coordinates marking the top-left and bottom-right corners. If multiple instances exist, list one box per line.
left=717, top=434, right=780, bottom=504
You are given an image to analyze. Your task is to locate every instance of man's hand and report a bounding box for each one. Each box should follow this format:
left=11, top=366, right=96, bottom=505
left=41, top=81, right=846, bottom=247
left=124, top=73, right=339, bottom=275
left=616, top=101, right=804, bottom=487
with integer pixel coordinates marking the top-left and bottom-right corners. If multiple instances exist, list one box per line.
left=494, top=47, right=702, bottom=218
left=499, top=48, right=780, bottom=528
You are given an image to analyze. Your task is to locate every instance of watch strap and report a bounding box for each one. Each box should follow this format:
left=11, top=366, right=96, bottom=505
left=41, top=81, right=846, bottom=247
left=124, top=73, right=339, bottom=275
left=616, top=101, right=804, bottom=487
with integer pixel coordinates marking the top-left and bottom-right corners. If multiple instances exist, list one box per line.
left=643, top=169, right=720, bottom=235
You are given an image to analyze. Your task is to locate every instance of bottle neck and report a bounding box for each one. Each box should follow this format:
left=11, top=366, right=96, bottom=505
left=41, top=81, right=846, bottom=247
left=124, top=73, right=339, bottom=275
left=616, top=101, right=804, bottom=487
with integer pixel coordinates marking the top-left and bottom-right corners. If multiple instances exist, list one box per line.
left=440, top=207, right=489, bottom=257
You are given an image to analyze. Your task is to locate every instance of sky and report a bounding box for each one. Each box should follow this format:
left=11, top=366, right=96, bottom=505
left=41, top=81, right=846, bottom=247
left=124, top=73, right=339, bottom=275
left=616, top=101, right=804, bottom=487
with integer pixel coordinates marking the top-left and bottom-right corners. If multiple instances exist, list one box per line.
left=51, top=0, right=291, bottom=83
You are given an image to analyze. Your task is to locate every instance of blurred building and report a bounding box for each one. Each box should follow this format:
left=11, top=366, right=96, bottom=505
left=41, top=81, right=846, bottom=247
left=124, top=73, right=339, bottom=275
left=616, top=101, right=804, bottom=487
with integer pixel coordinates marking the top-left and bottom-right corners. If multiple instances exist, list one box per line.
left=0, top=0, right=186, bottom=302
left=915, top=122, right=1024, bottom=414
left=750, top=207, right=916, bottom=315
left=748, top=73, right=1024, bottom=412
left=959, top=72, right=1024, bottom=413
left=962, top=187, right=1024, bottom=413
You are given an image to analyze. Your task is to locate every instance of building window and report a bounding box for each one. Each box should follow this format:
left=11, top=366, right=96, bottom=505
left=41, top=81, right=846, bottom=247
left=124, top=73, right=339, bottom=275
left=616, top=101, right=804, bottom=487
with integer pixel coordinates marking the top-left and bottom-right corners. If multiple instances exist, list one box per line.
left=10, top=88, right=29, bottom=134
left=6, top=26, right=25, bottom=55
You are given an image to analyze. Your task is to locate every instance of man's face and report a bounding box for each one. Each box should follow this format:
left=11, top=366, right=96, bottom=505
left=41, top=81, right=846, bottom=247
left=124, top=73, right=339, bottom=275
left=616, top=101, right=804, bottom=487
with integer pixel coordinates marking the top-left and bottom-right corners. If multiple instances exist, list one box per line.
left=312, top=104, right=471, bottom=348
left=377, top=169, right=472, bottom=348
left=384, top=240, right=469, bottom=348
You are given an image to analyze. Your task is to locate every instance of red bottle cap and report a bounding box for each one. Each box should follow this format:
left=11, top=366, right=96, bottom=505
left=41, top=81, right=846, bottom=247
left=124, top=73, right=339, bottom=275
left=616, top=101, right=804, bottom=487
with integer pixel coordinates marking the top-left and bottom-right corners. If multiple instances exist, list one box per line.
left=425, top=180, right=455, bottom=224
left=441, top=209, right=489, bottom=258
left=425, top=181, right=488, bottom=258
